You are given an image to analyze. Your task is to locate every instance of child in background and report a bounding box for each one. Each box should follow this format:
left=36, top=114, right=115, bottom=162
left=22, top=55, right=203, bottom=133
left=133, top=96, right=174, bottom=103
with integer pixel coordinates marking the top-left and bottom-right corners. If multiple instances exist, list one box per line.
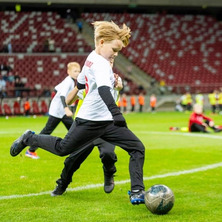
left=51, top=60, right=122, bottom=196
left=25, top=62, right=81, bottom=159
left=170, top=104, right=222, bottom=133
left=189, top=103, right=222, bottom=133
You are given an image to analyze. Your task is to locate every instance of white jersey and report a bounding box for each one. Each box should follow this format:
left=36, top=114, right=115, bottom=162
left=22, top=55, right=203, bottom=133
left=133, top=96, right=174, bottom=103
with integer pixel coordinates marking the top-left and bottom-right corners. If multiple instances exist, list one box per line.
left=76, top=50, right=115, bottom=121
left=49, top=75, right=75, bottom=118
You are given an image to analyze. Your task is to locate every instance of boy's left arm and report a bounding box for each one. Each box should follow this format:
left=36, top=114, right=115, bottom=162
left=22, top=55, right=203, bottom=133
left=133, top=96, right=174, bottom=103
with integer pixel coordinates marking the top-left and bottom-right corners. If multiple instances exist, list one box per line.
left=66, top=86, right=79, bottom=105
left=202, top=114, right=213, bottom=122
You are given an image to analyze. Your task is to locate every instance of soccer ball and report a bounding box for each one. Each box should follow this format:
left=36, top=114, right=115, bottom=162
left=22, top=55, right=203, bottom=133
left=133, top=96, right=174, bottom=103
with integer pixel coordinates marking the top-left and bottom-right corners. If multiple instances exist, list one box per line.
left=144, top=184, right=175, bottom=215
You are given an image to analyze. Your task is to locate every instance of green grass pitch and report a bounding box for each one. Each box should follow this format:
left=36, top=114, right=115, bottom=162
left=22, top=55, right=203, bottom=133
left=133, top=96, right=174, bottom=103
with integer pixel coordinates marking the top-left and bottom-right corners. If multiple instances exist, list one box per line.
left=0, top=111, right=222, bottom=222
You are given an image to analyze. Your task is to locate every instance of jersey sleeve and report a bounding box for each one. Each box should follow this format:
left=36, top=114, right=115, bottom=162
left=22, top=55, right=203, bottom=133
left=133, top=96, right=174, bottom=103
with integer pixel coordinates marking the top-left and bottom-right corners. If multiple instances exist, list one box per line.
left=202, top=114, right=212, bottom=122
left=77, top=71, right=85, bottom=85
left=60, top=77, right=74, bottom=97
left=77, top=90, right=84, bottom=100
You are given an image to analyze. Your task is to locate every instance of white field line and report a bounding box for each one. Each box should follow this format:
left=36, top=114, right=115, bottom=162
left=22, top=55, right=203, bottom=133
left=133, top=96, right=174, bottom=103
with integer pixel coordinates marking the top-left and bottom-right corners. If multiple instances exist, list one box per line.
left=2, top=130, right=222, bottom=139
left=2, top=130, right=222, bottom=138
left=136, top=131, right=222, bottom=139
left=1, top=162, right=222, bottom=201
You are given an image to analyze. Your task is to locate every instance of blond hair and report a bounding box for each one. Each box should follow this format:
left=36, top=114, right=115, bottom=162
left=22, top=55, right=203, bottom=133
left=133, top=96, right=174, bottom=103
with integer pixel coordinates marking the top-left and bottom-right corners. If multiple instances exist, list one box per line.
left=92, top=21, right=131, bottom=47
left=67, top=62, right=80, bottom=71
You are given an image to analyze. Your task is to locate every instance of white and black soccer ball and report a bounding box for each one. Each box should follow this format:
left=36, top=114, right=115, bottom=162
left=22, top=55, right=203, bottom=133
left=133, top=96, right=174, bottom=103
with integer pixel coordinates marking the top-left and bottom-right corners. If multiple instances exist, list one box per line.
left=145, top=184, right=175, bottom=215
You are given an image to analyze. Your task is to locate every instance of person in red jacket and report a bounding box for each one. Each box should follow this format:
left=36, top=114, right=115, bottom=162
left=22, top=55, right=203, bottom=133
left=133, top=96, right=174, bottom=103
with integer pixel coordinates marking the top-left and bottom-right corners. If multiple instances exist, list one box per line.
left=189, top=104, right=221, bottom=133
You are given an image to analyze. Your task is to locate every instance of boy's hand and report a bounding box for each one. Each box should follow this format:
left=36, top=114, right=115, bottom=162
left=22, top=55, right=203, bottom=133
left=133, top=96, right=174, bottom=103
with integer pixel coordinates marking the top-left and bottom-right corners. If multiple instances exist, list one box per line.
left=66, top=86, right=79, bottom=105
left=114, top=73, right=123, bottom=91
left=113, top=113, right=127, bottom=127
left=209, top=121, right=214, bottom=127
left=65, top=107, right=73, bottom=117
left=114, top=73, right=119, bottom=87
left=202, top=123, right=208, bottom=129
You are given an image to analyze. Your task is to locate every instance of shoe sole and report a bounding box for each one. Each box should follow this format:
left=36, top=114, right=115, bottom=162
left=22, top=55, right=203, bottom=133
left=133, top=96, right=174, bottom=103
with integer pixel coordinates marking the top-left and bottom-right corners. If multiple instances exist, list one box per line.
left=25, top=153, right=40, bottom=159
left=129, top=190, right=145, bottom=205
left=51, top=191, right=66, bottom=197
left=131, top=199, right=145, bottom=205
left=10, top=130, right=33, bottom=157
left=104, top=183, right=114, bottom=193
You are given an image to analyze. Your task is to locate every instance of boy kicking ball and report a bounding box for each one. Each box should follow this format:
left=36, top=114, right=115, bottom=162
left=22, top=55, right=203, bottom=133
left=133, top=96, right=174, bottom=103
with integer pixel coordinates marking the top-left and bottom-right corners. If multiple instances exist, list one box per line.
left=10, top=21, right=146, bottom=205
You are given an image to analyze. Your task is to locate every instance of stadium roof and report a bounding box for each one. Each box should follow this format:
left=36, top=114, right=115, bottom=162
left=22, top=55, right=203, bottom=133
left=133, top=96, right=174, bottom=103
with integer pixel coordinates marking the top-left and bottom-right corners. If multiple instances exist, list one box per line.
left=1, top=0, right=222, bottom=7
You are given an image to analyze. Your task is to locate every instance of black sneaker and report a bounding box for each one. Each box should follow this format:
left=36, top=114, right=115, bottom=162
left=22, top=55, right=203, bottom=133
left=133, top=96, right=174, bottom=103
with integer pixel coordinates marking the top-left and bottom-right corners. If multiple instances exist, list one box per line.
left=214, top=128, right=222, bottom=133
left=104, top=173, right=115, bottom=193
left=128, top=190, right=145, bottom=205
left=10, top=130, right=34, bottom=157
left=51, top=185, right=67, bottom=196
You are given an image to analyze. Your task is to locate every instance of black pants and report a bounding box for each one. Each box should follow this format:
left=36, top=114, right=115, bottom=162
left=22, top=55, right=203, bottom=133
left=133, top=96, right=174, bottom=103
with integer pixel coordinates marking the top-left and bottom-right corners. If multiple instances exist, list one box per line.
left=190, top=123, right=207, bottom=132
left=211, top=105, right=216, bottom=114
left=26, top=118, right=145, bottom=191
left=151, top=107, right=155, bottom=112
left=29, top=115, right=73, bottom=152
left=57, top=138, right=117, bottom=188
left=190, top=120, right=213, bottom=133
left=187, top=103, right=192, bottom=111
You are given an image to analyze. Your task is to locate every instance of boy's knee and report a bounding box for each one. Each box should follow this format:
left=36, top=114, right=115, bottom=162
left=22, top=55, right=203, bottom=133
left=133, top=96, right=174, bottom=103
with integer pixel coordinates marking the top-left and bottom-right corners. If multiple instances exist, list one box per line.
left=100, top=151, right=117, bottom=161
left=137, top=142, right=145, bottom=153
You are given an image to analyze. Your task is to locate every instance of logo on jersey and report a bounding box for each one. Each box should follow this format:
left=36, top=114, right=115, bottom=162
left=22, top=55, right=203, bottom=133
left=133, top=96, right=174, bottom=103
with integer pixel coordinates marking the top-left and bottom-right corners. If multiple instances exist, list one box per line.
left=85, top=60, right=93, bottom=68
left=85, top=76, right=89, bottom=94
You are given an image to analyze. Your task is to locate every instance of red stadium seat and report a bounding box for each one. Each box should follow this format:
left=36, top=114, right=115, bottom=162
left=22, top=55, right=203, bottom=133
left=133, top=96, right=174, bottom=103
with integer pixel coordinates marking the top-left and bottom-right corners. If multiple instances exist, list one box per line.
left=3, top=103, right=12, bottom=115
left=0, top=104, right=3, bottom=116
left=40, top=100, right=48, bottom=115
left=32, top=100, right=40, bottom=115
left=13, top=101, right=22, bottom=115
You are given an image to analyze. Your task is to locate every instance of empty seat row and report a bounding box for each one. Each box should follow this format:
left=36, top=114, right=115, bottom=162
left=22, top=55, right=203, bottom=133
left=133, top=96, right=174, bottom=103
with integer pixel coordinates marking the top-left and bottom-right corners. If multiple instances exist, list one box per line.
left=0, top=99, right=49, bottom=116
left=82, top=12, right=222, bottom=93
left=0, top=11, right=91, bottom=53
left=1, top=54, right=139, bottom=95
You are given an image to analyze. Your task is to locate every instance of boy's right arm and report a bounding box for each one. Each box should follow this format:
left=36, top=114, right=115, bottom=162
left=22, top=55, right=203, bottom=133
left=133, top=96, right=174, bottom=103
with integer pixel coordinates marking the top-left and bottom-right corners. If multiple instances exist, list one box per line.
left=64, top=107, right=73, bottom=117
left=66, top=70, right=85, bottom=105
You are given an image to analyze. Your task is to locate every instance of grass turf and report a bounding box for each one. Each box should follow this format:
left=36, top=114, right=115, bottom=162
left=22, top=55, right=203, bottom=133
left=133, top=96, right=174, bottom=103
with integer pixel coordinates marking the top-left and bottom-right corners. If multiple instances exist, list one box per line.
left=0, top=111, right=222, bottom=221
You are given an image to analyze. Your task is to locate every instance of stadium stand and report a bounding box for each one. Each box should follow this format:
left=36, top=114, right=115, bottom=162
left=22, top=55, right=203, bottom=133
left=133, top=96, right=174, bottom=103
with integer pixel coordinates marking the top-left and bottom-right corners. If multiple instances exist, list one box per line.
left=2, top=9, right=221, bottom=114
left=82, top=12, right=222, bottom=93
left=0, top=11, right=139, bottom=98
left=0, top=53, right=138, bottom=97
left=0, top=11, right=91, bottom=53
left=0, top=54, right=87, bottom=96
